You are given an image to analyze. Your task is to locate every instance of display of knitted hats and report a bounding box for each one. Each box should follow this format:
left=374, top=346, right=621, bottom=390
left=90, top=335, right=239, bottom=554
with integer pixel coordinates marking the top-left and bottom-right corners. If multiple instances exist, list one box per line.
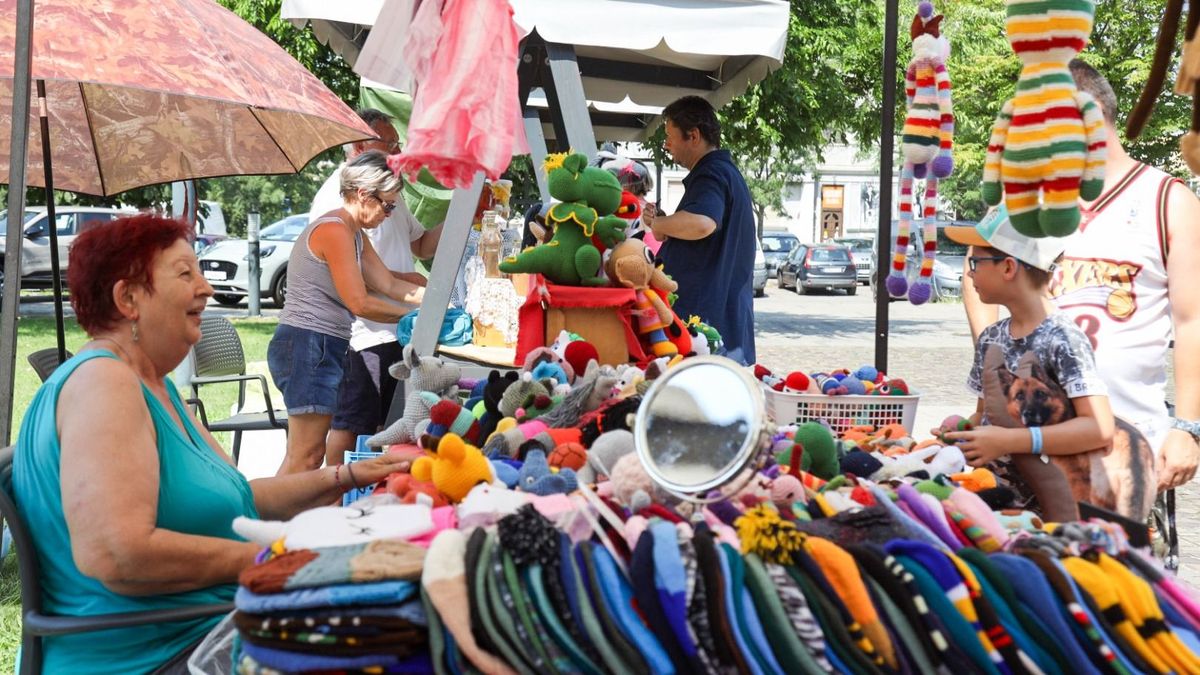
left=981, top=0, right=1106, bottom=236
left=366, top=345, right=461, bottom=448
left=410, top=433, right=495, bottom=503
left=498, top=153, right=627, bottom=285
left=888, top=0, right=954, bottom=304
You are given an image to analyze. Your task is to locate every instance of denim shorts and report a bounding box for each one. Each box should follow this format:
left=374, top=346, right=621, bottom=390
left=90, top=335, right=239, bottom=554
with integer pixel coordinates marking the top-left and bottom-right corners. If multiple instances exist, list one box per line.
left=267, top=324, right=349, bottom=416
left=331, top=341, right=404, bottom=435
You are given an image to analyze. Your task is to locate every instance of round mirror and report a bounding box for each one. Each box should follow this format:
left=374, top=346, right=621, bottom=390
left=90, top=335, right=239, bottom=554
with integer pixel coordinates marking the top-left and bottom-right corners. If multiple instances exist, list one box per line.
left=634, top=356, right=768, bottom=498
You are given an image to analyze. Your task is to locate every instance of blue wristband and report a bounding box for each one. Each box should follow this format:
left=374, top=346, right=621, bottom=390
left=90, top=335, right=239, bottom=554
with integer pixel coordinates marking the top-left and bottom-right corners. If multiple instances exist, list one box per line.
left=1029, top=427, right=1043, bottom=456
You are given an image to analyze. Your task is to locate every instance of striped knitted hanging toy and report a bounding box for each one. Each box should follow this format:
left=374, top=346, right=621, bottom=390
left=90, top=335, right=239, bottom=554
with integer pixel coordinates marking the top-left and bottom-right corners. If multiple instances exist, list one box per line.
left=981, top=0, right=1106, bottom=237
left=888, top=1, right=954, bottom=305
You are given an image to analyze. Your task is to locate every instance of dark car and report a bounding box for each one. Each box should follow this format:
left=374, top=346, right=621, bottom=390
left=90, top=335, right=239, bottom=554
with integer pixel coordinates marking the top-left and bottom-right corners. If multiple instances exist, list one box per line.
left=869, top=220, right=968, bottom=302
left=777, top=243, right=857, bottom=295
left=761, top=230, right=799, bottom=277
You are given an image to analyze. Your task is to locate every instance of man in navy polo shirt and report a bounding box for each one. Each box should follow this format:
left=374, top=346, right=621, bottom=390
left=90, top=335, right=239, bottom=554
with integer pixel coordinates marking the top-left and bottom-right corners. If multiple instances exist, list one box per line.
left=644, top=96, right=756, bottom=364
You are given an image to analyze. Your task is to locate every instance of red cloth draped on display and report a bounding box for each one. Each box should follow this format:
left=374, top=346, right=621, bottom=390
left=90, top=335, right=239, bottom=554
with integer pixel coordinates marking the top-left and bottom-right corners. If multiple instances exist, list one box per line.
left=391, top=0, right=527, bottom=188
left=515, top=275, right=647, bottom=366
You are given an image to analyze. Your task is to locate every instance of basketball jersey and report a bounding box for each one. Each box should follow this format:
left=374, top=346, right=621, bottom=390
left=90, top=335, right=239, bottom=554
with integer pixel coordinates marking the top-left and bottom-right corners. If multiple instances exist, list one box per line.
left=1049, top=163, right=1180, bottom=450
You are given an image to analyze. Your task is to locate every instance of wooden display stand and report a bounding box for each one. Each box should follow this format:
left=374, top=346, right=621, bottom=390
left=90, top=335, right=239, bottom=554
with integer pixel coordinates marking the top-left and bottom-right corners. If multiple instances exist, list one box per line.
left=514, top=274, right=646, bottom=367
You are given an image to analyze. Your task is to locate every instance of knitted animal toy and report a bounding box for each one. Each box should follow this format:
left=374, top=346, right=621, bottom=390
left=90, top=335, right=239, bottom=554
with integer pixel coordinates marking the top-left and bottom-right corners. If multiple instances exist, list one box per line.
left=981, top=0, right=1105, bottom=237
left=498, top=153, right=627, bottom=285
left=888, top=1, right=954, bottom=304
left=497, top=372, right=552, bottom=419
left=233, top=500, right=434, bottom=549
left=576, top=428, right=635, bottom=484
left=473, top=370, right=518, bottom=440
left=422, top=398, right=482, bottom=446
left=605, top=237, right=681, bottom=358
left=366, top=346, right=461, bottom=448
left=1126, top=0, right=1200, bottom=173
left=516, top=449, right=579, bottom=496
left=410, top=433, right=495, bottom=503
left=687, top=316, right=723, bottom=355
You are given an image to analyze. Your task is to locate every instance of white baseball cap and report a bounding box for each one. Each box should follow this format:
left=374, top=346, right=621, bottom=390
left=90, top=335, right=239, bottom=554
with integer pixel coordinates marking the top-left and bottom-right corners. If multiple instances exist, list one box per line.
left=944, top=205, right=1067, bottom=272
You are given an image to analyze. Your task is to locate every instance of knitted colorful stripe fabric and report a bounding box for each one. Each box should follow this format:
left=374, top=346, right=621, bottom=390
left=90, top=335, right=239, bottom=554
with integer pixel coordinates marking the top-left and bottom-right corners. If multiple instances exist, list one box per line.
left=981, top=0, right=1105, bottom=237
left=237, top=540, right=426, bottom=595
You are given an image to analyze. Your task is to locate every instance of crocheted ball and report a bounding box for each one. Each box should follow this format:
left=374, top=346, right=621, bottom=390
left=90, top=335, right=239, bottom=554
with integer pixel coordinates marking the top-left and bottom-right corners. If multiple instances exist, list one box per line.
left=548, top=442, right=588, bottom=471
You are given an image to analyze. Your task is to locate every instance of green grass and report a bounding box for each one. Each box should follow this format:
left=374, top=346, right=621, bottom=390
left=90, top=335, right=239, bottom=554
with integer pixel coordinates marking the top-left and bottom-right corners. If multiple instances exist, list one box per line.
left=1, top=315, right=279, bottom=670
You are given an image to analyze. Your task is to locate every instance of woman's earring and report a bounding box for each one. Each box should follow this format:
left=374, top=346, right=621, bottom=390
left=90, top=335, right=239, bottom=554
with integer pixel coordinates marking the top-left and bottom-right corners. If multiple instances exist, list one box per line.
left=132, top=320, right=140, bottom=343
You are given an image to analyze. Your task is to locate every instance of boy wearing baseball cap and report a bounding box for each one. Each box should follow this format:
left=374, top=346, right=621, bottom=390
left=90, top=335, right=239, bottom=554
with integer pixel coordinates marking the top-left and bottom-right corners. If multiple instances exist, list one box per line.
left=941, top=205, right=1115, bottom=513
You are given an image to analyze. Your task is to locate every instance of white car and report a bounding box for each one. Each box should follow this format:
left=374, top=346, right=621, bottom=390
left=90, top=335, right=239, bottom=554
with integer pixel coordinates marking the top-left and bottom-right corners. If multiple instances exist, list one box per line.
left=0, top=206, right=133, bottom=289
left=199, top=213, right=308, bottom=307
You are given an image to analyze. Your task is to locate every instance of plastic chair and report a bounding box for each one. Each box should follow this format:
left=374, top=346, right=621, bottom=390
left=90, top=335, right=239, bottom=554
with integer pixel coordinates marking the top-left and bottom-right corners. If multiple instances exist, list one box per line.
left=26, top=348, right=73, bottom=383
left=187, top=316, right=287, bottom=465
left=0, top=446, right=232, bottom=674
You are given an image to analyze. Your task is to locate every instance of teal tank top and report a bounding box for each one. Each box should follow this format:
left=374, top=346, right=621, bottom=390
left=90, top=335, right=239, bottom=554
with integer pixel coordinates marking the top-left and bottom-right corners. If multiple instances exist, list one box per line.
left=13, top=350, right=259, bottom=674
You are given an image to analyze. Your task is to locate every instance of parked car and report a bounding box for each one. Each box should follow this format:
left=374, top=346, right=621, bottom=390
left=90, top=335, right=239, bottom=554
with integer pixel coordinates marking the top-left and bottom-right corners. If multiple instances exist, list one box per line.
left=753, top=239, right=767, bottom=297
left=831, top=236, right=875, bottom=284
left=199, top=213, right=308, bottom=307
left=0, top=206, right=133, bottom=289
left=868, top=220, right=968, bottom=302
left=761, top=230, right=799, bottom=277
left=777, top=242, right=857, bottom=295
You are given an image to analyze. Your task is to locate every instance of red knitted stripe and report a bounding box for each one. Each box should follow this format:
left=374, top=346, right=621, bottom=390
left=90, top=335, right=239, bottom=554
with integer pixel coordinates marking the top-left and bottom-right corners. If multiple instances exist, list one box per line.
left=1011, top=36, right=1088, bottom=53
left=1087, top=141, right=1105, bottom=151
left=1003, top=176, right=1081, bottom=192
left=907, top=118, right=940, bottom=129
left=1010, top=106, right=1085, bottom=125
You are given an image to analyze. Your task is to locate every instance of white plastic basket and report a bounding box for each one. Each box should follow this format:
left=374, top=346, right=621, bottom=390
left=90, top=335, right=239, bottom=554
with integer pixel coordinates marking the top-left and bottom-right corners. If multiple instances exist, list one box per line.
left=763, top=386, right=920, bottom=435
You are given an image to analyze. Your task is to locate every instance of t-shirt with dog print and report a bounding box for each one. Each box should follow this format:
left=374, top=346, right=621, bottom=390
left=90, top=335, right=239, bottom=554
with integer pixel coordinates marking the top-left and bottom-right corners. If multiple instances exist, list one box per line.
left=967, top=312, right=1108, bottom=403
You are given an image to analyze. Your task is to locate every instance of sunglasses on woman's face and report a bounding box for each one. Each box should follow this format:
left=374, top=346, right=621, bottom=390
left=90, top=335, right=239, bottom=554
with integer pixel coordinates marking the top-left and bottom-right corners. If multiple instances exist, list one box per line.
left=369, top=193, right=397, bottom=215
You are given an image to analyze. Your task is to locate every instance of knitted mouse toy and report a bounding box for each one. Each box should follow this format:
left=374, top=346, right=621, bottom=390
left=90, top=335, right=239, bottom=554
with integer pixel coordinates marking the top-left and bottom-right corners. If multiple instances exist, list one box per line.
left=366, top=346, right=461, bottom=448
left=888, top=1, right=954, bottom=304
left=981, top=0, right=1105, bottom=237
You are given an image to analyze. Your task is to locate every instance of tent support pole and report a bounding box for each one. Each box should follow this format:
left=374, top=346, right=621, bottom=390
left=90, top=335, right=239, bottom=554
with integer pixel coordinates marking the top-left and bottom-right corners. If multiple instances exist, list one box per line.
left=544, top=42, right=597, bottom=159
left=523, top=109, right=552, bottom=203
left=874, top=0, right=900, bottom=374
left=36, top=80, right=67, bottom=365
left=1, top=0, right=35, bottom=445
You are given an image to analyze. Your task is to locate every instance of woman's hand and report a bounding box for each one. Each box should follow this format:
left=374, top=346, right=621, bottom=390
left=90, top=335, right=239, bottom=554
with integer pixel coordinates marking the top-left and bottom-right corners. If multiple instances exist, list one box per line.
left=943, top=426, right=1021, bottom=467
left=341, top=450, right=420, bottom=491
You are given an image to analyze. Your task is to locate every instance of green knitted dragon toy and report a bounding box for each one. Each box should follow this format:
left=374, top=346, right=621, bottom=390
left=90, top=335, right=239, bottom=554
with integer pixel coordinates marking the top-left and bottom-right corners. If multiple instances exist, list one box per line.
left=499, top=153, right=626, bottom=285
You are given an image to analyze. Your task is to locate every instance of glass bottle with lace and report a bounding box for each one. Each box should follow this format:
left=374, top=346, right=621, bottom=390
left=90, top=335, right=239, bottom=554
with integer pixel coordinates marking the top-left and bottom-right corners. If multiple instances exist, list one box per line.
left=479, top=210, right=504, bottom=278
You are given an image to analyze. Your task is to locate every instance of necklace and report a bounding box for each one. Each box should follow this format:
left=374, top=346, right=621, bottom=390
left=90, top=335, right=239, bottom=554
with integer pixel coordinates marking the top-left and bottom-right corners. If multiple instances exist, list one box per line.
left=91, top=336, right=133, bottom=364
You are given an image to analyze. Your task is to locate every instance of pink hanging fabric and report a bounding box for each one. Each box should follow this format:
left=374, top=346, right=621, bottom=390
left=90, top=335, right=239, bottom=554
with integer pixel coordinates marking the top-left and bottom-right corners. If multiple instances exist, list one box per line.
left=391, top=0, right=527, bottom=189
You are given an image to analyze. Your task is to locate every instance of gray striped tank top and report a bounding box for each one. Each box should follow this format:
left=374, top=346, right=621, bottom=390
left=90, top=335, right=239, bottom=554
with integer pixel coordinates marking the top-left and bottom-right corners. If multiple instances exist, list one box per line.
left=278, top=215, right=363, bottom=339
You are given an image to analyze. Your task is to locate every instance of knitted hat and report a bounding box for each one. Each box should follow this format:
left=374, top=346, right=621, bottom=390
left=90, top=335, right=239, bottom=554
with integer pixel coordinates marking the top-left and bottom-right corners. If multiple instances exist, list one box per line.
left=806, top=536, right=898, bottom=669
left=422, top=530, right=517, bottom=675
left=426, top=399, right=482, bottom=445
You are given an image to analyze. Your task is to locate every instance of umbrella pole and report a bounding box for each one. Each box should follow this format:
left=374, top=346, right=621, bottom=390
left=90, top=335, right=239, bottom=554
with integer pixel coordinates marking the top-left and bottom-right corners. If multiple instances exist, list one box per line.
left=35, top=79, right=66, bottom=364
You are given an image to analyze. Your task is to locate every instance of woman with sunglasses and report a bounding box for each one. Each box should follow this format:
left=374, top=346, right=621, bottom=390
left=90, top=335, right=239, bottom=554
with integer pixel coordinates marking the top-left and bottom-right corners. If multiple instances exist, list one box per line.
left=268, top=150, right=423, bottom=475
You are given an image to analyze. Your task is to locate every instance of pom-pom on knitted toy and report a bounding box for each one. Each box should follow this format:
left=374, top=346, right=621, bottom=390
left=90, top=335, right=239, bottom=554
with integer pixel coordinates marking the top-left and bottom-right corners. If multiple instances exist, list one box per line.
left=411, top=433, right=495, bottom=503
left=981, top=0, right=1105, bottom=236
left=735, top=505, right=807, bottom=565
left=890, top=0, right=954, bottom=304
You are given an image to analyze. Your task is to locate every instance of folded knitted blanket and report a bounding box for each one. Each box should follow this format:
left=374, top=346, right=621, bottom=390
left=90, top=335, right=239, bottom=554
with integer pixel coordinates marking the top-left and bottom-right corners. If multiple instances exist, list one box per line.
left=239, top=540, right=426, bottom=594
left=234, top=602, right=427, bottom=634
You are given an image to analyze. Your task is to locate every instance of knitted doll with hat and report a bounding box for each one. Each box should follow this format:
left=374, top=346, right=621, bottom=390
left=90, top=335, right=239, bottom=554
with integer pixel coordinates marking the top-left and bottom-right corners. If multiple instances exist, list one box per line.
left=981, top=0, right=1105, bottom=236
left=888, top=0, right=954, bottom=304
left=605, top=237, right=681, bottom=358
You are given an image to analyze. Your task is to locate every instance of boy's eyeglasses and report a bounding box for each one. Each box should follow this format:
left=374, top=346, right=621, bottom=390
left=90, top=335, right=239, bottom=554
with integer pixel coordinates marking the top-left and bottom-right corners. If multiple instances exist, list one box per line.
left=967, top=255, right=1010, bottom=272
left=369, top=194, right=397, bottom=214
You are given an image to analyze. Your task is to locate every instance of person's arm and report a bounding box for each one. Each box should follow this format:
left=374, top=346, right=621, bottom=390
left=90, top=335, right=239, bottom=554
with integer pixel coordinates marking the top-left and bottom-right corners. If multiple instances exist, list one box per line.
left=648, top=209, right=717, bottom=241
left=59, top=360, right=259, bottom=596
left=181, top=403, right=412, bottom=520
left=411, top=222, right=443, bottom=261
left=962, top=246, right=999, bottom=341
left=309, top=221, right=412, bottom=322
left=393, top=271, right=427, bottom=287
left=1160, top=182, right=1200, bottom=489
left=359, top=236, right=424, bottom=306
left=947, top=395, right=1114, bottom=466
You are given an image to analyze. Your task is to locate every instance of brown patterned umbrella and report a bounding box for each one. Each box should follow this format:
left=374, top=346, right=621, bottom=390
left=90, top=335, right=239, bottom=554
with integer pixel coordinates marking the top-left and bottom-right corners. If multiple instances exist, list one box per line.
left=0, top=0, right=374, bottom=195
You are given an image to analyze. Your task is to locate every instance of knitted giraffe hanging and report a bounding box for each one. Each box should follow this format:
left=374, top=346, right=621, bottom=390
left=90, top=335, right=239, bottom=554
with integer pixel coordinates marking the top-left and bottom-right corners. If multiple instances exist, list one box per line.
left=980, top=0, right=1106, bottom=237
left=887, top=1, right=954, bottom=305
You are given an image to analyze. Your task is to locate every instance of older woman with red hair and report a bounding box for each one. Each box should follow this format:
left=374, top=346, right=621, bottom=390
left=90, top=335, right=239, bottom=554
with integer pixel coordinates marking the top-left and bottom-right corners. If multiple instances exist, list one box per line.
left=12, top=214, right=409, bottom=675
